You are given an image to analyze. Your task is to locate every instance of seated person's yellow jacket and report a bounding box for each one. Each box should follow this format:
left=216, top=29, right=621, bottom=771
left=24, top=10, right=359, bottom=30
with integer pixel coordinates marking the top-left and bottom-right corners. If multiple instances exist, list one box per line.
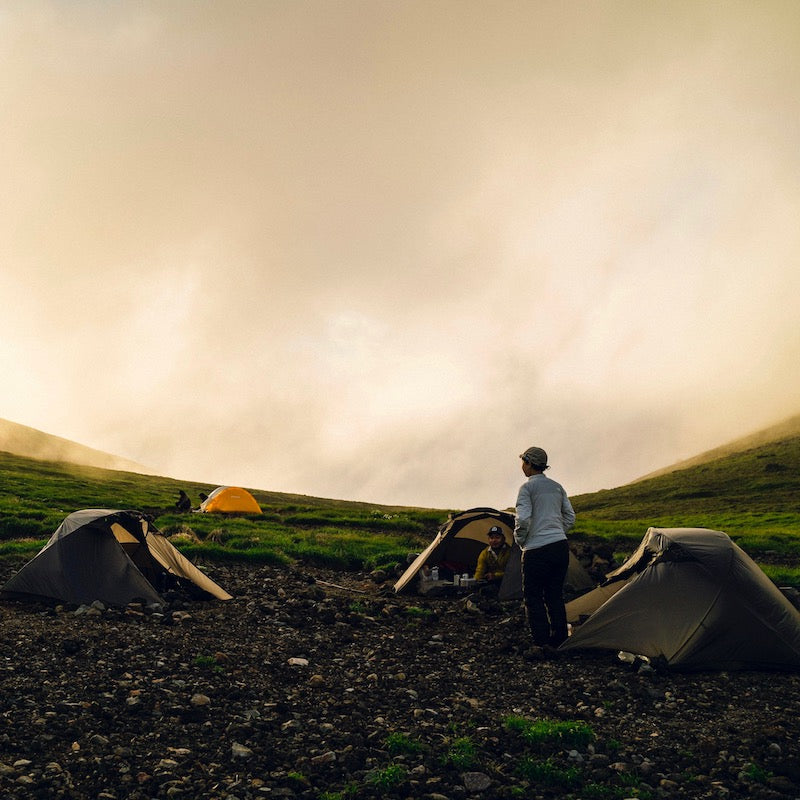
left=474, top=541, right=511, bottom=582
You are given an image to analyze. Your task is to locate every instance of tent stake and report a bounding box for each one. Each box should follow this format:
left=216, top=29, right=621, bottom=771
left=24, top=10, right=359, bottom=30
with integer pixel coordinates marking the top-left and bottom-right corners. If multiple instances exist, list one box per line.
left=315, top=579, right=367, bottom=594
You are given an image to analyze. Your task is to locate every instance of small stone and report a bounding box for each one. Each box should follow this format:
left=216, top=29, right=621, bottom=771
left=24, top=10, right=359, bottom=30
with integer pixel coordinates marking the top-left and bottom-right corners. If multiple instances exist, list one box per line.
left=462, top=772, right=491, bottom=791
left=288, top=657, right=309, bottom=667
left=768, top=775, right=796, bottom=792
left=231, top=742, right=253, bottom=759
left=190, top=694, right=211, bottom=707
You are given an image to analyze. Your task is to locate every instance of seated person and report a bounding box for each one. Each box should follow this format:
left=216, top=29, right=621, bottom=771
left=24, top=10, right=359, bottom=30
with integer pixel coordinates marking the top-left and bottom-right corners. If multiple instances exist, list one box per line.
left=175, top=490, right=192, bottom=513
left=474, top=526, right=511, bottom=585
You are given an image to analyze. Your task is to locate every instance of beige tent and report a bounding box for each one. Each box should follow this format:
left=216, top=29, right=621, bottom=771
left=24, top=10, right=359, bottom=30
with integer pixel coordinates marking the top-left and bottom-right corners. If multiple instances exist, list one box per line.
left=199, top=486, right=262, bottom=514
left=1, top=509, right=231, bottom=606
left=561, top=527, right=800, bottom=671
left=394, top=507, right=593, bottom=599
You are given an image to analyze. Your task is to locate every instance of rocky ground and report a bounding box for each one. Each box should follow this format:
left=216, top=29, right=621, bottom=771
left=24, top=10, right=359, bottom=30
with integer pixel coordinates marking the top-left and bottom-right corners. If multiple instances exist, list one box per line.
left=1, top=559, right=799, bottom=800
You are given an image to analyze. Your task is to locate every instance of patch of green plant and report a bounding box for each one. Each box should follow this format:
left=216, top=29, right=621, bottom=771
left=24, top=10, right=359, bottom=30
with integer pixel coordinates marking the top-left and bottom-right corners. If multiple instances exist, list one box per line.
left=284, top=510, right=425, bottom=533
left=368, top=763, right=407, bottom=791
left=404, top=606, right=432, bottom=618
left=318, top=782, right=358, bottom=800
left=286, top=771, right=310, bottom=785
left=760, top=564, right=800, bottom=587
left=580, top=782, right=650, bottom=799
left=384, top=732, right=423, bottom=756
left=504, top=716, right=595, bottom=748
left=192, top=654, right=224, bottom=673
left=0, top=539, right=46, bottom=557
left=742, top=763, right=772, bottom=783
left=516, top=756, right=581, bottom=787
left=0, top=514, right=49, bottom=540
left=443, top=736, right=477, bottom=769
left=176, top=542, right=291, bottom=565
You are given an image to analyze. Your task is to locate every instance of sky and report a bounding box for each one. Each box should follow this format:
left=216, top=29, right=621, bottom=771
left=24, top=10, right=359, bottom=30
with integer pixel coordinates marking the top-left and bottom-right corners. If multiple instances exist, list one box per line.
left=2, top=1, right=799, bottom=510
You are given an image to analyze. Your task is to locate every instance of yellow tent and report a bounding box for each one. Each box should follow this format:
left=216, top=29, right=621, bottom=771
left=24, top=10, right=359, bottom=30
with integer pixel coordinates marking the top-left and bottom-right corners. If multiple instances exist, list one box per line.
left=200, top=486, right=262, bottom=514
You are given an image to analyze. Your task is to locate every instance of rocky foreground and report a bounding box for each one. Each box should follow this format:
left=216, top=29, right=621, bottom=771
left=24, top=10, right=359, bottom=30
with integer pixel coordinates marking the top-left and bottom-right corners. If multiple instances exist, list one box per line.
left=1, top=560, right=799, bottom=800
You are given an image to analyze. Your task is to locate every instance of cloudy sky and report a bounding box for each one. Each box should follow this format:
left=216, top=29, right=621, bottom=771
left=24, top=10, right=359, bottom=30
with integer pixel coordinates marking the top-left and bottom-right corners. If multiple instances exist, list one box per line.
left=2, top=1, right=799, bottom=509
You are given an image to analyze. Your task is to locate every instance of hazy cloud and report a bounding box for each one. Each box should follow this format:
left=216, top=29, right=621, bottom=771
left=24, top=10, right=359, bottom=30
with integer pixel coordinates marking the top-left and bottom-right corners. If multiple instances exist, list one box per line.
left=2, top=1, right=799, bottom=508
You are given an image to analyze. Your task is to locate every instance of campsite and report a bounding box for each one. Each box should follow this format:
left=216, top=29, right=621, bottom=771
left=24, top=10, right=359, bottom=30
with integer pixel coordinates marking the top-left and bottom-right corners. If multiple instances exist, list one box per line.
left=1, top=420, right=800, bottom=798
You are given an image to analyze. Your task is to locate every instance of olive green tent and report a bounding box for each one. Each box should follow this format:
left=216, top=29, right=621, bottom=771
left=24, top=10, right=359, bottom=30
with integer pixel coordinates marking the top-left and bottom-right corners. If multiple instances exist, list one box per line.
left=560, top=527, right=800, bottom=671
left=1, top=509, right=231, bottom=606
left=393, top=507, right=592, bottom=599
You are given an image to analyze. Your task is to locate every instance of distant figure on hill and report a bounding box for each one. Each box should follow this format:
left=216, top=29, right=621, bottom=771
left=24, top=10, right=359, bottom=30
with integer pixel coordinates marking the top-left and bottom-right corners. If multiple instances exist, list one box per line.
left=194, top=492, right=209, bottom=512
left=175, top=490, right=191, bottom=513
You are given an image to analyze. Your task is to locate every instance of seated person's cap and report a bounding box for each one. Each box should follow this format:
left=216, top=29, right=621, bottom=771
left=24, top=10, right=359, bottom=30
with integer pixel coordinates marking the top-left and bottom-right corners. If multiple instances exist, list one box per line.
left=488, top=526, right=503, bottom=536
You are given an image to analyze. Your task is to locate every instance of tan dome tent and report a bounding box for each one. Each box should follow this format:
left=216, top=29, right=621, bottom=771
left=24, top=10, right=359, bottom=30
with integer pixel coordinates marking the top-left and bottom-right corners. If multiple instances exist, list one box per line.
left=393, top=507, right=592, bottom=600
left=560, top=527, right=800, bottom=671
left=199, top=486, right=262, bottom=514
left=1, top=509, right=232, bottom=607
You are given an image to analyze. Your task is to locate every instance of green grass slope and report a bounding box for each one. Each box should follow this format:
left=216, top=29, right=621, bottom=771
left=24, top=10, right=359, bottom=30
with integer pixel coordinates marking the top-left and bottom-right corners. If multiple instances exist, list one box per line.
left=0, top=449, right=445, bottom=571
left=632, top=412, right=800, bottom=482
left=2, top=412, right=800, bottom=584
left=571, top=433, right=800, bottom=582
left=0, top=418, right=155, bottom=475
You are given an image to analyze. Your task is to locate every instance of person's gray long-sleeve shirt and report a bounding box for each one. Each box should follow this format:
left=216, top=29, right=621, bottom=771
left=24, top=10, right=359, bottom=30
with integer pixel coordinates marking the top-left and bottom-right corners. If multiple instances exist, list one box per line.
left=514, top=473, right=576, bottom=550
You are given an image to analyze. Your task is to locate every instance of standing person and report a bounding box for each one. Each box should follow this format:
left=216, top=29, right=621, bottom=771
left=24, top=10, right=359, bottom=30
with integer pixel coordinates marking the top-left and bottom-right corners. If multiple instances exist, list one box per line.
left=514, top=446, right=575, bottom=652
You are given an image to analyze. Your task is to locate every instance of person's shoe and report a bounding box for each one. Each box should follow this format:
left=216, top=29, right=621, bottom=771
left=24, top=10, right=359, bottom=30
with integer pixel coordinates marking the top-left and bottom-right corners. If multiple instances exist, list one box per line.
left=541, top=644, right=562, bottom=660
left=522, top=645, right=545, bottom=662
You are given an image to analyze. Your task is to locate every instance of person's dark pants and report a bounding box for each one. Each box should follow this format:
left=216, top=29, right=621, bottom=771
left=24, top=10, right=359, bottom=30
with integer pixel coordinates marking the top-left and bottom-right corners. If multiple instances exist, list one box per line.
left=522, top=539, right=569, bottom=647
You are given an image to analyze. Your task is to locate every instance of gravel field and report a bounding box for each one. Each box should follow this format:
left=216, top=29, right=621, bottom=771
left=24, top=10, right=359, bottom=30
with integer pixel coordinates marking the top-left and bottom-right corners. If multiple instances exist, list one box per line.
left=1, top=560, right=799, bottom=800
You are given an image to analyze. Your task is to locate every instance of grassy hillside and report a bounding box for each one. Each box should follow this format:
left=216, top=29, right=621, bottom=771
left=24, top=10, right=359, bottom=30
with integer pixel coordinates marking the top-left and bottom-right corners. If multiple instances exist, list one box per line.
left=0, top=418, right=154, bottom=475
left=632, top=412, right=800, bottom=481
left=0, top=449, right=446, bottom=571
left=2, top=416, right=800, bottom=585
left=570, top=434, right=800, bottom=582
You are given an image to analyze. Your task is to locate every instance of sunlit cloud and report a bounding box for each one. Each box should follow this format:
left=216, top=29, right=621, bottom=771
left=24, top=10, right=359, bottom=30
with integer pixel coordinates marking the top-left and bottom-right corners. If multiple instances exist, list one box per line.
left=1, top=1, right=799, bottom=508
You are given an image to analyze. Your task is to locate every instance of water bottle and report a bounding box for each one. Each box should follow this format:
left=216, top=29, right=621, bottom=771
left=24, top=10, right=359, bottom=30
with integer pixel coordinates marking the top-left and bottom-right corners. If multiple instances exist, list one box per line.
left=431, top=566, right=439, bottom=581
